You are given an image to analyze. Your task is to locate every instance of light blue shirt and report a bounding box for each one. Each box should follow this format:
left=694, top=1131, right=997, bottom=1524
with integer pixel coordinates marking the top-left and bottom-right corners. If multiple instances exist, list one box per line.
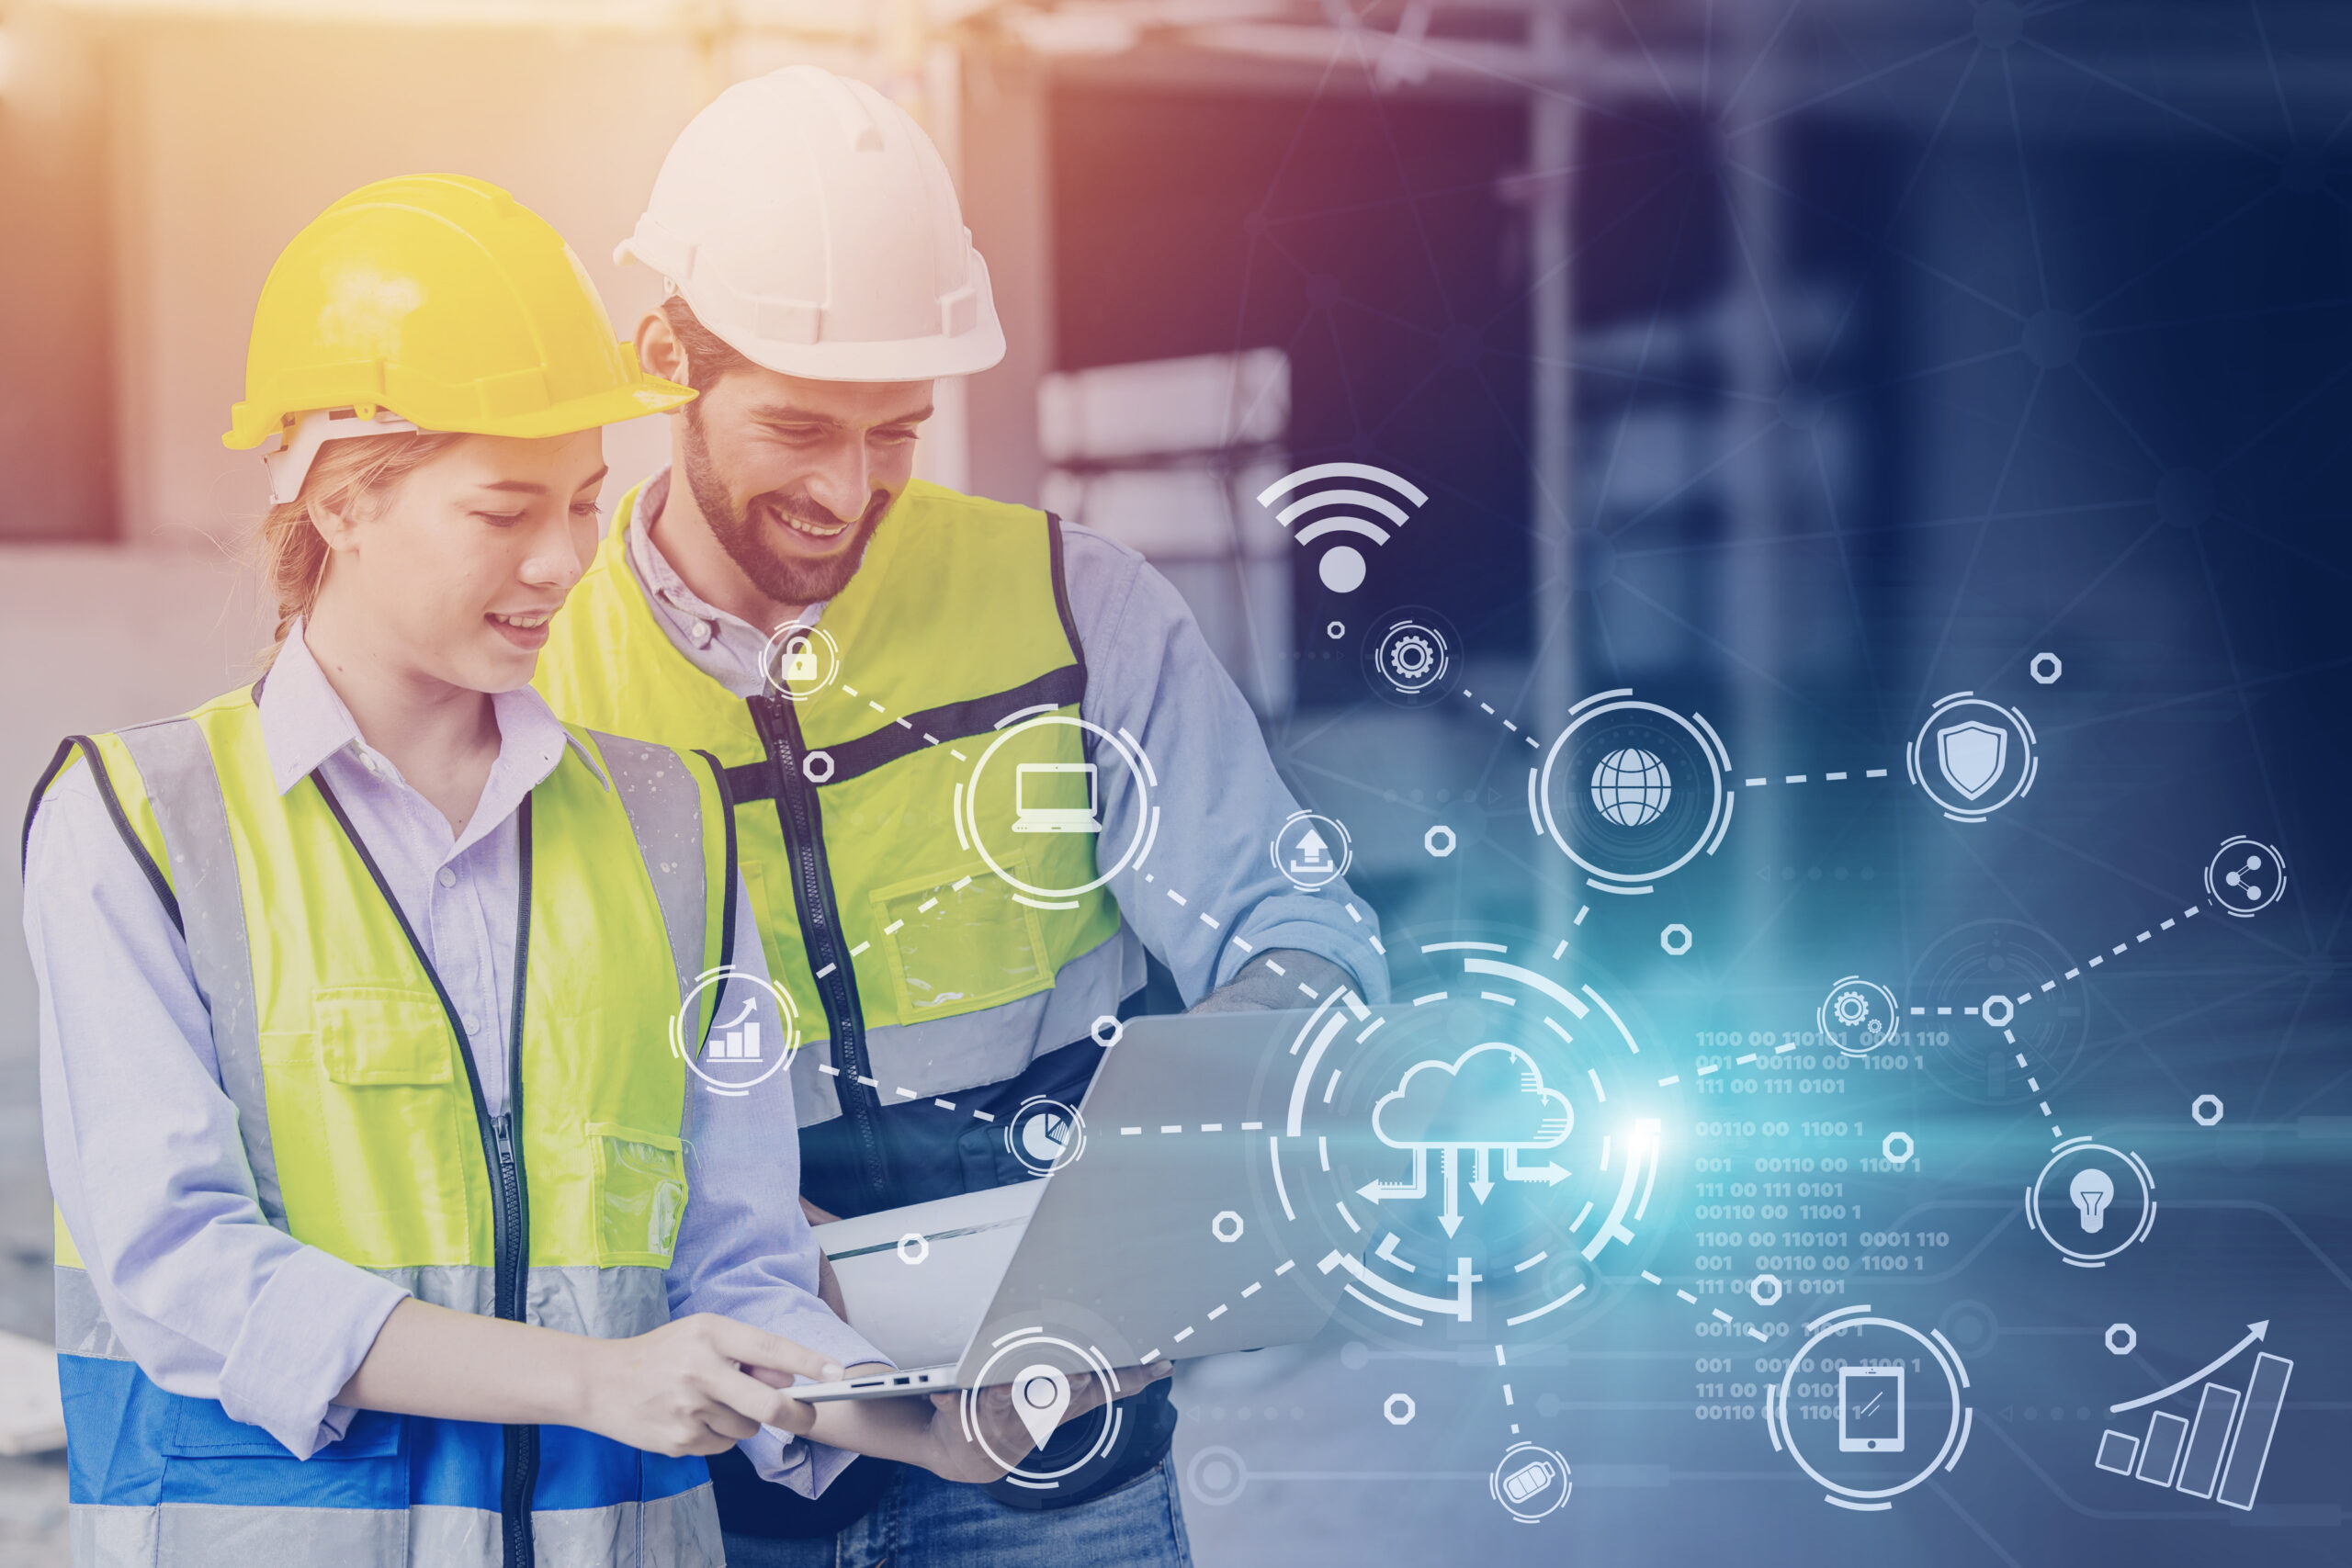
left=24, top=625, right=880, bottom=1490
left=628, top=477, right=1389, bottom=1123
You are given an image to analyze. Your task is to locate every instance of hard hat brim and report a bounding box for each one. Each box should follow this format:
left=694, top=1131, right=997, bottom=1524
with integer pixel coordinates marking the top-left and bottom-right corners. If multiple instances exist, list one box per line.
left=714, top=314, right=1008, bottom=384
left=222, top=370, right=695, bottom=451
left=622, top=243, right=1008, bottom=385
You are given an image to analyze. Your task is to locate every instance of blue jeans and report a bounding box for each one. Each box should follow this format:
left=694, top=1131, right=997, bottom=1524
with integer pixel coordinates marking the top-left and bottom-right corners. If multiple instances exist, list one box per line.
left=719, top=1458, right=1193, bottom=1568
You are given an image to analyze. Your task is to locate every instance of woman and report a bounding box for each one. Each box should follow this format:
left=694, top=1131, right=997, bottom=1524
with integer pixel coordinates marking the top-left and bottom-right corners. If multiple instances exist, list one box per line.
left=21, top=175, right=1074, bottom=1568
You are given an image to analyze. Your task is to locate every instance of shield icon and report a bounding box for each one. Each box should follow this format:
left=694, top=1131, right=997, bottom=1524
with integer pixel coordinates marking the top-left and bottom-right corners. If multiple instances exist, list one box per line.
left=1937, top=721, right=2007, bottom=801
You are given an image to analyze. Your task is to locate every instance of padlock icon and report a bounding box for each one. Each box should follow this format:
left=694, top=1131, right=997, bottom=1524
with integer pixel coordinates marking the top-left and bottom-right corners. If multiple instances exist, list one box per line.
left=781, top=637, right=820, bottom=685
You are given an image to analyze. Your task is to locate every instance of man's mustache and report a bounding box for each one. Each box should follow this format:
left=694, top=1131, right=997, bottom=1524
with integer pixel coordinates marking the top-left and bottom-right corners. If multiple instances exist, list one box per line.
left=754, top=490, right=891, bottom=533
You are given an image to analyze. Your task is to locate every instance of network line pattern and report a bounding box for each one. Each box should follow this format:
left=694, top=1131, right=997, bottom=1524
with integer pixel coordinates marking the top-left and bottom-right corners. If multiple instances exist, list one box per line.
left=733, top=0, right=2348, bottom=1550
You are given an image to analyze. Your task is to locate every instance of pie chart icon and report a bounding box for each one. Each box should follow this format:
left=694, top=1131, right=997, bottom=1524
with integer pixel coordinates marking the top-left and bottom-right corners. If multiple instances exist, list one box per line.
left=1011, top=1098, right=1084, bottom=1175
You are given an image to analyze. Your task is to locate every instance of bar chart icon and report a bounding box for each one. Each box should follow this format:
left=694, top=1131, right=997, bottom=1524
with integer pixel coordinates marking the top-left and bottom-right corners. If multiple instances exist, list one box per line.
left=2094, top=1323, right=2290, bottom=1512
left=710, top=1020, right=763, bottom=1061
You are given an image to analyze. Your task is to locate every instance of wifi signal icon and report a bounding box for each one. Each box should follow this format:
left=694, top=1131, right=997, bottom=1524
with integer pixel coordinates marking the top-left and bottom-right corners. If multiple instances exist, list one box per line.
left=1257, top=463, right=1429, bottom=593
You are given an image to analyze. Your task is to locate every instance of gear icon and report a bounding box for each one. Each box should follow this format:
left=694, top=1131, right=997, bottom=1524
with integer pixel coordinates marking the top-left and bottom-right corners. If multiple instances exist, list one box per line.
left=1387, top=634, right=1435, bottom=681
left=1816, top=976, right=1900, bottom=1056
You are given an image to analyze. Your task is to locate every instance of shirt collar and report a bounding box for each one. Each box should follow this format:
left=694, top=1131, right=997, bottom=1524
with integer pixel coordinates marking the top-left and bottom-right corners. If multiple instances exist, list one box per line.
left=627, top=467, right=830, bottom=635
left=259, top=618, right=606, bottom=797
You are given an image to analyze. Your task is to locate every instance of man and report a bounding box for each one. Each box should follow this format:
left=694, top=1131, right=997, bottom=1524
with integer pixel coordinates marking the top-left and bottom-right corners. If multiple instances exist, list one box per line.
left=536, top=65, right=1387, bottom=1565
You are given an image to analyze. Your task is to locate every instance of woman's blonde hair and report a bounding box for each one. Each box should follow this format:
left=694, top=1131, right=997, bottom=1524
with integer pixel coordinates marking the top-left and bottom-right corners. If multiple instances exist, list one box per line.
left=254, top=429, right=465, bottom=661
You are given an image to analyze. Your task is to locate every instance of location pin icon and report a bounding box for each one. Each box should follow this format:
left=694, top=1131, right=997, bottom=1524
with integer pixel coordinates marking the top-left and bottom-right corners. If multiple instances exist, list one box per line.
left=1011, top=1363, right=1071, bottom=1451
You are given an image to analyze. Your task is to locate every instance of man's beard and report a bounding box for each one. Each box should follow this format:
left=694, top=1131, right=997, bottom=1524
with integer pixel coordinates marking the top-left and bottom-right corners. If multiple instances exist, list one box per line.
left=679, top=403, right=889, bottom=606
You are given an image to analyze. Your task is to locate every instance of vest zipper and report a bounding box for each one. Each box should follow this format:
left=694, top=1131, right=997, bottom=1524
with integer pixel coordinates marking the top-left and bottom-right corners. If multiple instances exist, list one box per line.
left=489, top=1109, right=537, bottom=1568
left=747, top=694, right=894, bottom=1209
left=311, top=777, right=539, bottom=1568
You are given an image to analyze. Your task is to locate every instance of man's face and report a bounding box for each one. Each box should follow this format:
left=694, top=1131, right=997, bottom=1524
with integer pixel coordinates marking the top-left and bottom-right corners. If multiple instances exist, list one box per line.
left=673, top=363, right=933, bottom=606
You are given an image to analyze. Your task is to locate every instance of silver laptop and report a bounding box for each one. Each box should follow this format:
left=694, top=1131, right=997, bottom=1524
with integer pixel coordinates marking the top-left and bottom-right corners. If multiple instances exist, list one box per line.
left=793, top=1009, right=1334, bottom=1400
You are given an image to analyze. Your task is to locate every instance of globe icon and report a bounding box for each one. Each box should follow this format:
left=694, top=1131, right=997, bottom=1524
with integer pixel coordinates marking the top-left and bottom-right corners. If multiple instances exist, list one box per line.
left=1589, top=748, right=1671, bottom=827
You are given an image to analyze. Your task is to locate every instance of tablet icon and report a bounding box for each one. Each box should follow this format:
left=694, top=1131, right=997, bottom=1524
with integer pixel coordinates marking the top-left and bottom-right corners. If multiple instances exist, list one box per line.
left=1839, top=1366, right=1905, bottom=1452
left=1012, top=762, right=1102, bottom=834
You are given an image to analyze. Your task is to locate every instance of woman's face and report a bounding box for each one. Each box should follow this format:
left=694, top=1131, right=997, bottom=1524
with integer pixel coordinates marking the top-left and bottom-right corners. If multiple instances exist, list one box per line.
left=316, top=430, right=606, bottom=693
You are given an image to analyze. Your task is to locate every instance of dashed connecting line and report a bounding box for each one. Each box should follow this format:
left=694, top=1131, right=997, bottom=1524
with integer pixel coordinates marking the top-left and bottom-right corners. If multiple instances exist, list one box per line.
left=1135, top=1258, right=1300, bottom=1367
left=1908, top=904, right=2202, bottom=1018
left=1733, top=770, right=1892, bottom=788
left=1642, top=1269, right=1771, bottom=1343
left=1898, top=901, right=2204, bottom=1145
left=1494, top=1344, right=1521, bottom=1437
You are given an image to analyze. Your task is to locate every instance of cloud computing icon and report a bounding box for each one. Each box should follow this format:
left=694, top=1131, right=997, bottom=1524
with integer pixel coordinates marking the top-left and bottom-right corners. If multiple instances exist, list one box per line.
left=1257, top=461, right=1428, bottom=592
left=1257, top=940, right=1665, bottom=1341
left=1359, top=1043, right=1573, bottom=1235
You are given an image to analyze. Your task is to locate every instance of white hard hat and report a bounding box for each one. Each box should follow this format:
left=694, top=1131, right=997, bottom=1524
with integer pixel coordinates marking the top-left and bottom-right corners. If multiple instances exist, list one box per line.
left=619, top=65, right=1004, bottom=383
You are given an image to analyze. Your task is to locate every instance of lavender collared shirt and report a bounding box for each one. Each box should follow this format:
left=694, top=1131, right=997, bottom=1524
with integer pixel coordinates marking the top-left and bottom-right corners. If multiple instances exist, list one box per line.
left=25, top=624, right=879, bottom=1491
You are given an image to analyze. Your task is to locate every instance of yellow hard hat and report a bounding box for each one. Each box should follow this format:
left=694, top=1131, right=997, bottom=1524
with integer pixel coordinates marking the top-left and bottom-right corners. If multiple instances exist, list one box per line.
left=224, top=174, right=691, bottom=482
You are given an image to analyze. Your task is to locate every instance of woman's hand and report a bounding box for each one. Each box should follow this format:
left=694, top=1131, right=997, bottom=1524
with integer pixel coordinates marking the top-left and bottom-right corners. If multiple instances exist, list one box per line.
left=576, top=1313, right=846, bottom=1457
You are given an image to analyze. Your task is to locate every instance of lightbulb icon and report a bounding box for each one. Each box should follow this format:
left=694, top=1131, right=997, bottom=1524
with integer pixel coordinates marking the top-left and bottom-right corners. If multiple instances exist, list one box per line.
left=2069, top=1167, right=2115, bottom=1234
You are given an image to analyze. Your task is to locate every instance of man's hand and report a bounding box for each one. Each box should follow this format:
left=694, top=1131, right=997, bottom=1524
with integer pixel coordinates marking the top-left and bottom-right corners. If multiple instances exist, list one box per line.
left=578, top=1314, right=846, bottom=1458
left=918, top=1359, right=1175, bottom=1484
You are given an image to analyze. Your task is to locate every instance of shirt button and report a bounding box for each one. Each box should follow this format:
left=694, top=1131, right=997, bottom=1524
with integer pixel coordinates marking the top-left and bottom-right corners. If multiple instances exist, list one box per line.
left=461, top=1014, right=481, bottom=1034
left=436, top=867, right=458, bottom=888
left=691, top=620, right=713, bottom=644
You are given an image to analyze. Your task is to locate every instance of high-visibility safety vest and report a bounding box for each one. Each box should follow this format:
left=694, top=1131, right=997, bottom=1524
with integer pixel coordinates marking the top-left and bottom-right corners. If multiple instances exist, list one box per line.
left=28, top=686, right=737, bottom=1568
left=534, top=478, right=1122, bottom=1213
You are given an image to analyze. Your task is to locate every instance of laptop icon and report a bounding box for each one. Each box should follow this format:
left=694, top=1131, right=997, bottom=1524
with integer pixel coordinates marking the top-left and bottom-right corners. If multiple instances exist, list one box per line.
left=1012, top=762, right=1102, bottom=834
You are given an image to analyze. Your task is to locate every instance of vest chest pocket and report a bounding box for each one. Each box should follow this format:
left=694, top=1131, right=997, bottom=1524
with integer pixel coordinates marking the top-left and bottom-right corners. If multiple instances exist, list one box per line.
left=867, top=862, right=1052, bottom=1023
left=314, top=987, right=458, bottom=1086
left=260, top=987, right=476, bottom=1265
left=588, top=1122, right=688, bottom=1266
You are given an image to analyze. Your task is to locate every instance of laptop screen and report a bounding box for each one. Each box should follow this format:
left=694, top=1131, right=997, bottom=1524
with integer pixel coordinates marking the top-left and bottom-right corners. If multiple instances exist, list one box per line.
left=1017, top=763, right=1096, bottom=813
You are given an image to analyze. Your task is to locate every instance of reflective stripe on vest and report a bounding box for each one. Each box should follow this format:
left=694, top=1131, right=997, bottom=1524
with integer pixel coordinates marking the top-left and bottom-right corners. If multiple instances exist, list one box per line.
left=533, top=478, right=1122, bottom=1206
left=32, top=692, right=731, bottom=1568
left=70, top=1489, right=718, bottom=1568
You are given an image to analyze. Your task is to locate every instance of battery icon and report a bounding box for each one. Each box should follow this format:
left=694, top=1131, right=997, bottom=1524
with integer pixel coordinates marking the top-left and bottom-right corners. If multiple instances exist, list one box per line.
left=1500, top=1460, right=1555, bottom=1506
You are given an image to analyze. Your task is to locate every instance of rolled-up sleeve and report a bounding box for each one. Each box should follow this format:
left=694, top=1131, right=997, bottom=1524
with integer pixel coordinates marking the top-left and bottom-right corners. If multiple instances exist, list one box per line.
left=1066, top=525, right=1392, bottom=1005
left=28, top=761, right=409, bottom=1458
left=664, top=880, right=888, bottom=1497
